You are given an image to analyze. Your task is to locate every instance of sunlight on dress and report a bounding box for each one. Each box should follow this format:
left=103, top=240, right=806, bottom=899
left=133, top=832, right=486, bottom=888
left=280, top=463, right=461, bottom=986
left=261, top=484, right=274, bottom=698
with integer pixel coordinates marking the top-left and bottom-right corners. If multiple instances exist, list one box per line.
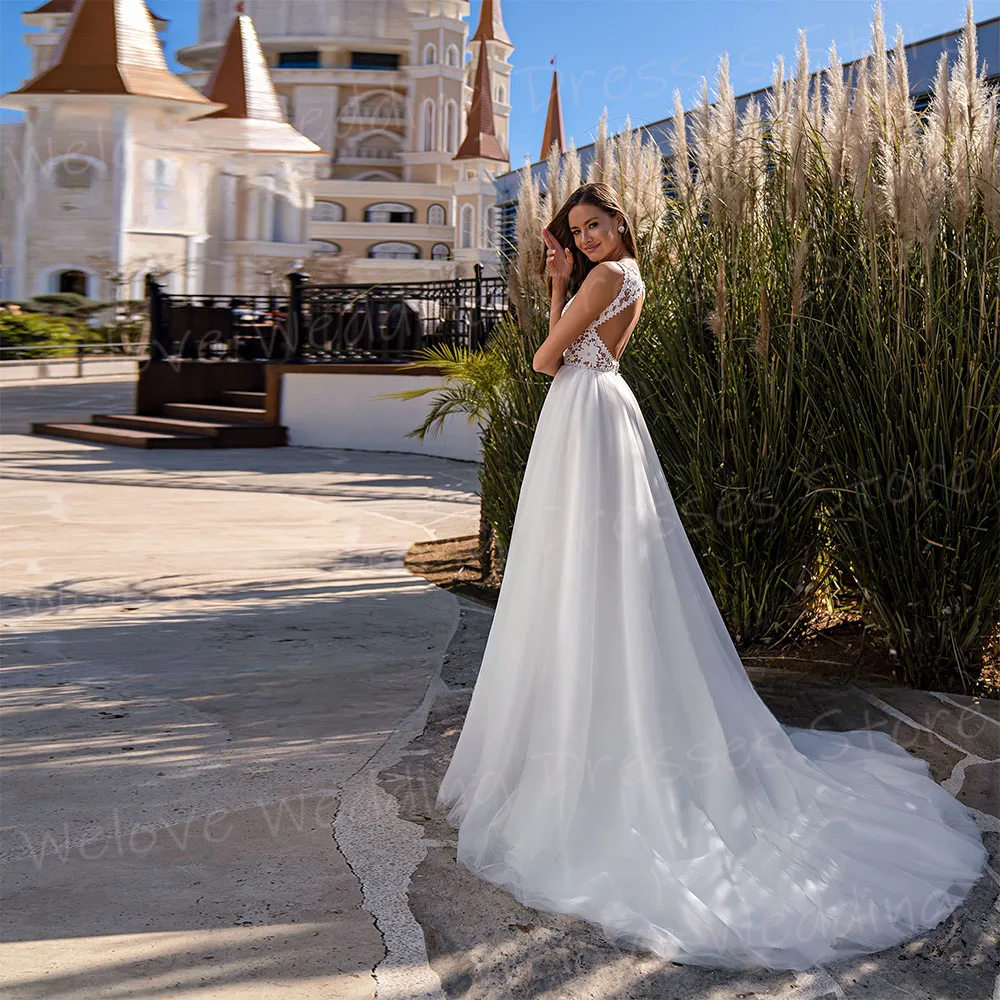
left=436, top=258, right=988, bottom=970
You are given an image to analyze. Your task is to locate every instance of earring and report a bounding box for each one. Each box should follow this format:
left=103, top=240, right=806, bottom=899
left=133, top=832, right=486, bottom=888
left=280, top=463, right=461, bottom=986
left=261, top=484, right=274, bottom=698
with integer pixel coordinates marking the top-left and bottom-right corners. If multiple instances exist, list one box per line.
left=618, top=225, right=625, bottom=232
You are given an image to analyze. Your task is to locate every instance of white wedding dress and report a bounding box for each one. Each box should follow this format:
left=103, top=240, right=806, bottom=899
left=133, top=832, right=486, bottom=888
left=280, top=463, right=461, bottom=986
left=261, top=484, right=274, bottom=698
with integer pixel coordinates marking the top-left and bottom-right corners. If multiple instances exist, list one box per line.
left=436, top=258, right=987, bottom=970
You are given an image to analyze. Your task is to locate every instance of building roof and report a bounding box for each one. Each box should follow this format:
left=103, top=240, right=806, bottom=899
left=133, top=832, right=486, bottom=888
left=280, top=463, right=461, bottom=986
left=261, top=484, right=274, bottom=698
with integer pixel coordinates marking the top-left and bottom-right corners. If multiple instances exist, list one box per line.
left=192, top=12, right=323, bottom=155
left=470, top=0, right=512, bottom=46
left=540, top=69, right=566, bottom=160
left=10, top=0, right=212, bottom=106
left=454, top=42, right=507, bottom=162
left=26, top=0, right=165, bottom=23
left=200, top=14, right=285, bottom=123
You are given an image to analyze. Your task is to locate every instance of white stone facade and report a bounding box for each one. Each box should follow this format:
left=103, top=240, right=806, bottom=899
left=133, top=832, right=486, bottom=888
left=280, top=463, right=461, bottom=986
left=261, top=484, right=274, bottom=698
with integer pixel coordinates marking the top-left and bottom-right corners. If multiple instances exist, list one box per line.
left=0, top=0, right=513, bottom=303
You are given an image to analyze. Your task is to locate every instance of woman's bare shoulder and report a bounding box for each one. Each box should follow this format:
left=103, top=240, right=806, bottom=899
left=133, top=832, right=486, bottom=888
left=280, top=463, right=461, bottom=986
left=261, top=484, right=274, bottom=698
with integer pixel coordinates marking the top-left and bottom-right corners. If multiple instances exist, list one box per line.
left=589, top=259, right=629, bottom=277
left=580, top=260, right=628, bottom=292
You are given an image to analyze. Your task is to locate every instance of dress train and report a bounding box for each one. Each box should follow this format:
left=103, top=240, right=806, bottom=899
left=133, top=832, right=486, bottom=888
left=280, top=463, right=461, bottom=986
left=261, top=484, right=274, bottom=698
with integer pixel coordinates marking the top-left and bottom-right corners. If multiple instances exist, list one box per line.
left=436, top=259, right=987, bottom=970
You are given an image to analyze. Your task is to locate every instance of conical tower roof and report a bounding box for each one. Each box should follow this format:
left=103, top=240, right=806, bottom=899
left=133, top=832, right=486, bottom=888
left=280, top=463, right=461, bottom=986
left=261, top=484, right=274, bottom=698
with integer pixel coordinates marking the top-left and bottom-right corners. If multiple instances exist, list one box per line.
left=470, top=0, right=512, bottom=46
left=540, top=69, right=566, bottom=160
left=6, top=0, right=213, bottom=107
left=201, top=13, right=285, bottom=123
left=194, top=12, right=324, bottom=155
left=454, top=42, right=506, bottom=162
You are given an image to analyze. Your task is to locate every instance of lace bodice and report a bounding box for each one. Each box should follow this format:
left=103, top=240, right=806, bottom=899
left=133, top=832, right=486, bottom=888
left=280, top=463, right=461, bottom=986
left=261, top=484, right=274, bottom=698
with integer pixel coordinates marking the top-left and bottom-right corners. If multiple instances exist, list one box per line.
left=562, top=258, right=645, bottom=373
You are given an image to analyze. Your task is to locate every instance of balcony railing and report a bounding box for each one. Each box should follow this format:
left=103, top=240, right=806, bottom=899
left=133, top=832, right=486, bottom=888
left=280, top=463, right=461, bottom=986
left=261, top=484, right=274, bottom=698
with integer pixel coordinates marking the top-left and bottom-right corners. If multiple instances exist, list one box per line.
left=338, top=108, right=406, bottom=125
left=336, top=147, right=403, bottom=161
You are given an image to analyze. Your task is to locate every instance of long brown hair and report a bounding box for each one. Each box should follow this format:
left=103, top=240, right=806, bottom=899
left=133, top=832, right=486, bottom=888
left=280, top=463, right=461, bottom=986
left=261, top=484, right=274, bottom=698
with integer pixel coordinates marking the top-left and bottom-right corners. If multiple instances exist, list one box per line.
left=540, top=182, right=639, bottom=298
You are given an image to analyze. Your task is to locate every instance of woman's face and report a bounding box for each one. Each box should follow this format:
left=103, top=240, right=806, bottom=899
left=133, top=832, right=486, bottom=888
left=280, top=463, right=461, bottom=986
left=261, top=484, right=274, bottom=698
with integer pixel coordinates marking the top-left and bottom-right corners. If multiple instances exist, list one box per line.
left=568, top=203, right=621, bottom=262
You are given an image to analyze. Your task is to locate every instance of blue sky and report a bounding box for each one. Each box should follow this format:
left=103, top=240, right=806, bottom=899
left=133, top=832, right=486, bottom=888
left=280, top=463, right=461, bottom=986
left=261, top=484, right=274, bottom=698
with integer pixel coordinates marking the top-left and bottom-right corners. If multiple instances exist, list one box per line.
left=2, top=0, right=997, bottom=166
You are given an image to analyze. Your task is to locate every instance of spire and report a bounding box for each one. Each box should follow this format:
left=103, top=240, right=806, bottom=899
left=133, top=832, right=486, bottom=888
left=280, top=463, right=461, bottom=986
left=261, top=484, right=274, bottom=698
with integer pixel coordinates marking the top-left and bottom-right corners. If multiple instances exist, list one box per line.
left=8, top=0, right=212, bottom=106
left=200, top=12, right=285, bottom=123
left=470, top=0, right=512, bottom=46
left=454, top=42, right=506, bottom=162
left=190, top=9, right=322, bottom=155
left=540, top=68, right=566, bottom=160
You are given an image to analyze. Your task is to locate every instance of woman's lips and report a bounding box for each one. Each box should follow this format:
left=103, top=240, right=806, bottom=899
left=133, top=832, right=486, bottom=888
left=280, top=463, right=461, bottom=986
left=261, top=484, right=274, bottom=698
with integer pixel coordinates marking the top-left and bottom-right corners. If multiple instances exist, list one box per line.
left=584, top=245, right=599, bottom=251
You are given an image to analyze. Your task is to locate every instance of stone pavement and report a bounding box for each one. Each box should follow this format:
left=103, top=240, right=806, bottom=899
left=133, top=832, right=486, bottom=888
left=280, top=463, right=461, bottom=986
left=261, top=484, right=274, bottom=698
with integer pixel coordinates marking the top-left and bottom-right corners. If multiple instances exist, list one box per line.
left=1, top=379, right=997, bottom=1000
left=384, top=611, right=998, bottom=1000
left=1, top=378, right=479, bottom=999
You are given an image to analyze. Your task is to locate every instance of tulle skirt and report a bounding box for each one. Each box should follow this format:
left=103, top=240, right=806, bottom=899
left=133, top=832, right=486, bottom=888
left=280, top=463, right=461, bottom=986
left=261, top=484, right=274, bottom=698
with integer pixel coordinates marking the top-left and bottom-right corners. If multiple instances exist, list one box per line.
left=436, top=362, right=987, bottom=970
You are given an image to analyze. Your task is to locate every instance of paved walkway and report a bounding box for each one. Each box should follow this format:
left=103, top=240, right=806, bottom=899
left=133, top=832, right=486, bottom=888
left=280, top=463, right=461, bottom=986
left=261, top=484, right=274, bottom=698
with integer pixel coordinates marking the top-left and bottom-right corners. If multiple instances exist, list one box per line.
left=1, top=379, right=997, bottom=1000
left=1, top=379, right=480, bottom=999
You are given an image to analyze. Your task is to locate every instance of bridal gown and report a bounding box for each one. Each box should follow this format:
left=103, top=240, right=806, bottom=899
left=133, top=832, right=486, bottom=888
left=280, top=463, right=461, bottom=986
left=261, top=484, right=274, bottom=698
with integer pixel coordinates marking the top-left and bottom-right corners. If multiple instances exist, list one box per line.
left=435, top=257, right=987, bottom=970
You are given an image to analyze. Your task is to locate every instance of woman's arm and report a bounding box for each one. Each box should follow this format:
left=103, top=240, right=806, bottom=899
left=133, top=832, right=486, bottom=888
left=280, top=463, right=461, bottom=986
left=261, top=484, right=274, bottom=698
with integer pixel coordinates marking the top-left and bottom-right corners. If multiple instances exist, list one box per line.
left=532, top=263, right=622, bottom=376
left=549, top=282, right=568, bottom=336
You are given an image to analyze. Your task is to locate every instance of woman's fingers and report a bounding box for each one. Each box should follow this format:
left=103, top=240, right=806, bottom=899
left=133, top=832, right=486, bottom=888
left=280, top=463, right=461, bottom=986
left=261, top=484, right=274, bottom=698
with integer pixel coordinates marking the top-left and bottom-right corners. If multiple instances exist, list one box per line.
left=541, top=228, right=574, bottom=280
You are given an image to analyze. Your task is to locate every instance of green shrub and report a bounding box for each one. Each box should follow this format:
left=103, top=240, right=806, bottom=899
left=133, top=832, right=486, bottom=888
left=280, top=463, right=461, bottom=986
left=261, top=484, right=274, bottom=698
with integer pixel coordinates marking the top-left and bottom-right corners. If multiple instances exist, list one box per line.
left=0, top=311, right=80, bottom=359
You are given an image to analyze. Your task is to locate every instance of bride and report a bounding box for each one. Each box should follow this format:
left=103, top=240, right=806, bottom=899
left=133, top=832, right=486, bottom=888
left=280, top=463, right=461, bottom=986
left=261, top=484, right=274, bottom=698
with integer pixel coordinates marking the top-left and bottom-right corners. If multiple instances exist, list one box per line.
left=435, top=182, right=987, bottom=970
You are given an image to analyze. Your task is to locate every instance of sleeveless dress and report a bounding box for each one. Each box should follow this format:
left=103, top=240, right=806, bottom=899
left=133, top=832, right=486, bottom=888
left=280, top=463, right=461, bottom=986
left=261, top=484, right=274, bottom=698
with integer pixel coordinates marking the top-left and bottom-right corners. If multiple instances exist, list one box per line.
left=435, top=257, right=987, bottom=970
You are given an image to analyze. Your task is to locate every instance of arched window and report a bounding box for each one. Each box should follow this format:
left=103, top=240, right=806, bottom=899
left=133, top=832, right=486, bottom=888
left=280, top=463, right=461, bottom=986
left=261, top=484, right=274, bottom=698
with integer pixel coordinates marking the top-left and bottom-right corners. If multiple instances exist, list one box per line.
left=43, top=154, right=106, bottom=191
left=312, top=201, right=345, bottom=222
left=427, top=203, right=446, bottom=226
left=349, top=130, right=401, bottom=160
left=445, top=44, right=460, bottom=68
left=368, top=242, right=420, bottom=260
left=422, top=42, right=437, bottom=65
left=460, top=204, right=475, bottom=248
left=357, top=91, right=404, bottom=121
left=365, top=202, right=415, bottom=223
left=57, top=269, right=88, bottom=295
left=420, top=99, right=436, bottom=152
left=444, top=100, right=458, bottom=154
left=497, top=83, right=506, bottom=104
left=53, top=158, right=95, bottom=189
left=486, top=205, right=502, bottom=241
left=431, top=243, right=451, bottom=260
left=309, top=240, right=341, bottom=254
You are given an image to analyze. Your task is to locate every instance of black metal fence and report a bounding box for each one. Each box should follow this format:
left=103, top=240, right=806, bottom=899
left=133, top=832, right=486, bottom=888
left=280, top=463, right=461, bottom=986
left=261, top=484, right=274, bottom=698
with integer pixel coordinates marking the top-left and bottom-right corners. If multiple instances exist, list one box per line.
left=147, top=264, right=512, bottom=364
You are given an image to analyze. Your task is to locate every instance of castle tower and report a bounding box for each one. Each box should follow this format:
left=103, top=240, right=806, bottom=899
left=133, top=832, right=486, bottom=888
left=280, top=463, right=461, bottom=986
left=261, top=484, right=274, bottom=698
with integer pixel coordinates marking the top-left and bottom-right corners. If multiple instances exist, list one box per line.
left=176, top=0, right=417, bottom=172
left=405, top=0, right=471, bottom=187
left=466, top=0, right=513, bottom=164
left=540, top=68, right=566, bottom=160
left=20, top=0, right=168, bottom=80
left=190, top=10, right=324, bottom=294
left=452, top=31, right=508, bottom=270
left=0, top=0, right=222, bottom=301
left=177, top=0, right=515, bottom=282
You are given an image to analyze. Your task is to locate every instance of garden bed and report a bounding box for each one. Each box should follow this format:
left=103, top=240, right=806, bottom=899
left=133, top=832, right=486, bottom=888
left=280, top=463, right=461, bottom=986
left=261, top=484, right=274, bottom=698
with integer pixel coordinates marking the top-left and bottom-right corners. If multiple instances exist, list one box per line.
left=405, top=534, right=999, bottom=696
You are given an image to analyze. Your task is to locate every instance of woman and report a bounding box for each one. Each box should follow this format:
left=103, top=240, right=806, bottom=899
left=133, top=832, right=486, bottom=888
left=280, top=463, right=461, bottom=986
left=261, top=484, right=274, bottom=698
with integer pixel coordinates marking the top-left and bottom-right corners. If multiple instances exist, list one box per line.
left=435, top=182, right=986, bottom=970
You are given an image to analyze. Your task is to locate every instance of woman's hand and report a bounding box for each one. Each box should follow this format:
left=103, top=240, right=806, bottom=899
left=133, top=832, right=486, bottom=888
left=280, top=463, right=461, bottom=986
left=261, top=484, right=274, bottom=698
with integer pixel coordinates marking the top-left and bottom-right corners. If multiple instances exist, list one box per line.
left=542, top=227, right=572, bottom=288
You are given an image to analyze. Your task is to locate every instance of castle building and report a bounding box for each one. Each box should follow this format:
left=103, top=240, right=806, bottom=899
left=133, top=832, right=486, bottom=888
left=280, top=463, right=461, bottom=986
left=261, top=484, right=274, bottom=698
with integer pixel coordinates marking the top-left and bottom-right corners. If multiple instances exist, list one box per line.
left=0, top=0, right=516, bottom=302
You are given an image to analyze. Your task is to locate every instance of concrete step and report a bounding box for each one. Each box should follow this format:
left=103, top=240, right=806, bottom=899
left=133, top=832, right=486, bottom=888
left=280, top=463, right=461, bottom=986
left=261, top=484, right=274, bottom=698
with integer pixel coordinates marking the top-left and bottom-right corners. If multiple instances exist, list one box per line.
left=161, top=402, right=271, bottom=425
left=217, top=390, right=268, bottom=409
left=93, top=413, right=287, bottom=448
left=93, top=413, right=231, bottom=437
left=31, top=422, right=211, bottom=449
